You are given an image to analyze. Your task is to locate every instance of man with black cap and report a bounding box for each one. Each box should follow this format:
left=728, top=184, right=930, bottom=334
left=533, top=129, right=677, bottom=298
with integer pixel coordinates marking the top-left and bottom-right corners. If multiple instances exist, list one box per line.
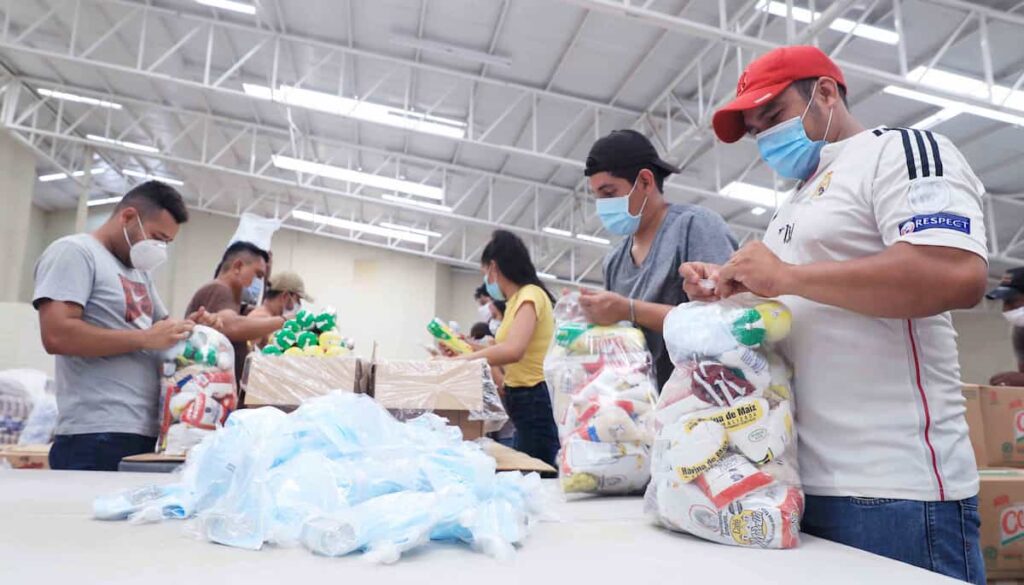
left=680, top=45, right=988, bottom=582
left=988, top=267, right=1024, bottom=387
left=579, top=129, right=736, bottom=390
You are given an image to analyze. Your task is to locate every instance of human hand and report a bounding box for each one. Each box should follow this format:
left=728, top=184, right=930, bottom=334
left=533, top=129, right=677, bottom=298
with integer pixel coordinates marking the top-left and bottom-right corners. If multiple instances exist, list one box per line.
left=187, top=307, right=223, bottom=330
left=716, top=242, right=794, bottom=299
left=679, top=262, right=723, bottom=302
left=142, top=319, right=195, bottom=350
left=578, top=288, right=630, bottom=325
left=990, top=371, right=1024, bottom=387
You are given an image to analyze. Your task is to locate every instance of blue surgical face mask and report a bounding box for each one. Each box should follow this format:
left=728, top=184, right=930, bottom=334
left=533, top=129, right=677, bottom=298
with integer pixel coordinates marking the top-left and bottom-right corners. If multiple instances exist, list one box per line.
left=755, top=81, right=833, bottom=180
left=243, top=276, right=265, bottom=305
left=483, top=268, right=505, bottom=302
left=595, top=179, right=648, bottom=236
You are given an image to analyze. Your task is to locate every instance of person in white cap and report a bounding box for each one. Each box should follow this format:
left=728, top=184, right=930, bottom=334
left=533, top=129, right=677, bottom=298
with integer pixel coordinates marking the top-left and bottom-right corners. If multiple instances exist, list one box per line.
left=680, top=45, right=988, bottom=583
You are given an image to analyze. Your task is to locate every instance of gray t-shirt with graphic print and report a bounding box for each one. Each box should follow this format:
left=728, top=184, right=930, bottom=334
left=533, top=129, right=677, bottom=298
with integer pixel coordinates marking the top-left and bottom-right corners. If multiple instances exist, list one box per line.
left=604, top=204, right=737, bottom=390
left=33, top=234, right=168, bottom=437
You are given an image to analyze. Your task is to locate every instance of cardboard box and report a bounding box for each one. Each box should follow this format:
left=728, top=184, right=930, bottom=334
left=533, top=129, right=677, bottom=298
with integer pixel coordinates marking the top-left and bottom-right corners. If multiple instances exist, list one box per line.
left=980, top=469, right=1024, bottom=580
left=0, top=443, right=50, bottom=469
left=370, top=358, right=487, bottom=440
left=971, top=385, right=1024, bottom=468
left=965, top=385, right=990, bottom=468
left=241, top=354, right=365, bottom=407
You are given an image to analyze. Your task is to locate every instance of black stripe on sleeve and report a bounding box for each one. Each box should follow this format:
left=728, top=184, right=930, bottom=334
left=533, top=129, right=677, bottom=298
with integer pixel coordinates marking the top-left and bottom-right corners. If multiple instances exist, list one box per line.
left=872, top=128, right=884, bottom=136
left=912, top=129, right=931, bottom=177
left=924, top=130, right=943, bottom=177
left=896, top=128, right=917, bottom=180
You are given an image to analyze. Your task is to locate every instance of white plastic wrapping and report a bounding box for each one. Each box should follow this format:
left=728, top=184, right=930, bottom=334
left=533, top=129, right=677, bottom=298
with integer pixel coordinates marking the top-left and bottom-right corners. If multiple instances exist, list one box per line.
left=647, top=296, right=802, bottom=549
left=0, top=369, right=54, bottom=445
left=157, top=326, right=238, bottom=455
left=543, top=292, right=657, bottom=495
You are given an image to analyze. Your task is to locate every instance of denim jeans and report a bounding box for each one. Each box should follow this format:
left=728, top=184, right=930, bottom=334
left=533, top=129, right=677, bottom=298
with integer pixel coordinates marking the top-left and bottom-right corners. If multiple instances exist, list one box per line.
left=803, top=494, right=984, bottom=584
left=49, top=433, right=157, bottom=471
left=503, top=382, right=560, bottom=469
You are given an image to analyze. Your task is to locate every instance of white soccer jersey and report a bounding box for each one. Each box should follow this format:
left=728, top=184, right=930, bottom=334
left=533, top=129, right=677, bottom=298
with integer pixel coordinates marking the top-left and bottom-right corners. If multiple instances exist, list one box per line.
left=762, top=126, right=988, bottom=501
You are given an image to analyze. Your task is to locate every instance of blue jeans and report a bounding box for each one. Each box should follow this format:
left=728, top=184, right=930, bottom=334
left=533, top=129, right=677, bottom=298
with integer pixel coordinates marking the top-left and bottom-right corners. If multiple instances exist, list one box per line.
left=49, top=433, right=156, bottom=471
left=504, top=382, right=559, bottom=470
left=803, top=495, right=984, bottom=584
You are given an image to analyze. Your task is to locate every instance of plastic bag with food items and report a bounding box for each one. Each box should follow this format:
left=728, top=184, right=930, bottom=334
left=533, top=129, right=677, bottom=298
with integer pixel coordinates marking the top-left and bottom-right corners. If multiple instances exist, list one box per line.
left=645, top=295, right=803, bottom=549
left=544, top=292, right=657, bottom=495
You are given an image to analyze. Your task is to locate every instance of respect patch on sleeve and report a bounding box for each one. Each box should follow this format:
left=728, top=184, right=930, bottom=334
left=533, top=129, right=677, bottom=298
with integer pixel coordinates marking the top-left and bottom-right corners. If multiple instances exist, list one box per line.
left=898, top=212, right=971, bottom=236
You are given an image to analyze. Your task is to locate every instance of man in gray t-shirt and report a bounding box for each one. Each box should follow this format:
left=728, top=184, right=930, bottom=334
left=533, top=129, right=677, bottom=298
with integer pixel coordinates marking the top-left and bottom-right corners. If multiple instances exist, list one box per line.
left=579, top=130, right=736, bottom=389
left=33, top=181, right=207, bottom=471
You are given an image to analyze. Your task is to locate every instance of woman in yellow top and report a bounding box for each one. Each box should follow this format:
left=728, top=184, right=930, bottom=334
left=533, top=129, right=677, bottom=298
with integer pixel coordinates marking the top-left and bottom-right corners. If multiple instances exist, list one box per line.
left=457, top=230, right=559, bottom=466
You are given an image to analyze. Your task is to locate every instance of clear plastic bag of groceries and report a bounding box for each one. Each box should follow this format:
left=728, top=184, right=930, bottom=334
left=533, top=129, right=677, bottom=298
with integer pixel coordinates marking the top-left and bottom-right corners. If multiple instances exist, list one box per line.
left=543, top=292, right=657, bottom=495
left=645, top=295, right=801, bottom=549
left=156, top=325, right=238, bottom=456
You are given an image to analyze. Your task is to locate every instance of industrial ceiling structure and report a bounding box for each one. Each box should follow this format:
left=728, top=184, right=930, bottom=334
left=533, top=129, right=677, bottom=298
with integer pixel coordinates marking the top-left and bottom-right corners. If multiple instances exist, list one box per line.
left=1, top=0, right=1023, bottom=284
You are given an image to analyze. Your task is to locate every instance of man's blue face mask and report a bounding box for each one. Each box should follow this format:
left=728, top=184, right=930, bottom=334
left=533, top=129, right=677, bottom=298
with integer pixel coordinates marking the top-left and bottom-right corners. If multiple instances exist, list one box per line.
left=755, top=80, right=834, bottom=180
left=595, top=177, right=648, bottom=236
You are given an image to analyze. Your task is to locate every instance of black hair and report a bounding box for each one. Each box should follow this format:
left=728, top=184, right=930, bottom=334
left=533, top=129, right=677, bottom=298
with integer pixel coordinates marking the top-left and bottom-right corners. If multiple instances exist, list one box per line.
left=214, top=241, right=270, bottom=277
left=493, top=300, right=506, bottom=317
left=470, top=322, right=492, bottom=340
left=480, top=230, right=555, bottom=303
left=264, top=289, right=286, bottom=301
left=791, top=77, right=849, bottom=108
left=606, top=164, right=670, bottom=193
left=114, top=180, right=189, bottom=224
left=474, top=284, right=490, bottom=300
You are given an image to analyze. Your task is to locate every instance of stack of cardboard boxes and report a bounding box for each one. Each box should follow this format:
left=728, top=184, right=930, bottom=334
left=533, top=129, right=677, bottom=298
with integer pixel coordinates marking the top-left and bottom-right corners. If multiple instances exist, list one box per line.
left=965, top=384, right=1024, bottom=582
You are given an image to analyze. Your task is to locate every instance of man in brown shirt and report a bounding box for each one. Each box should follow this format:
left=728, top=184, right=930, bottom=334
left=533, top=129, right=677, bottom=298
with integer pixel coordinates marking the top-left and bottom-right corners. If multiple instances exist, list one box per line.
left=185, top=241, right=284, bottom=382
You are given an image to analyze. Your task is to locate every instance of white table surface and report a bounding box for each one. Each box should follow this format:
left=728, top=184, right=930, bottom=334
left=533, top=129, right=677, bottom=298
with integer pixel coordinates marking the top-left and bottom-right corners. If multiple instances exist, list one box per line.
left=0, top=470, right=962, bottom=585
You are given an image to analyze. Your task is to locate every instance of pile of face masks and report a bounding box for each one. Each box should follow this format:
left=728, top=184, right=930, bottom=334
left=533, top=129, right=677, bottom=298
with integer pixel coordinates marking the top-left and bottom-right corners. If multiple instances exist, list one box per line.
left=544, top=292, right=658, bottom=495
left=94, top=392, right=550, bottom=563
left=647, top=296, right=803, bottom=549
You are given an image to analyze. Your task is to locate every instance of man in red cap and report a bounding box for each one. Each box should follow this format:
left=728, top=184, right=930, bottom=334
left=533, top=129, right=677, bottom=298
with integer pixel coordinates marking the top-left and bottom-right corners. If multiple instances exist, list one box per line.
left=681, top=46, right=988, bottom=582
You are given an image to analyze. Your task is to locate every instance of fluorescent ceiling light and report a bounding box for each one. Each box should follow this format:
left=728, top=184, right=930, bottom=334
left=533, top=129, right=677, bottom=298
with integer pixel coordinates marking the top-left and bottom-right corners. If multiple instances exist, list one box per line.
left=720, top=181, right=792, bottom=207
left=390, top=34, right=513, bottom=69
left=757, top=1, right=899, bottom=44
left=378, top=222, right=442, bottom=238
left=38, top=167, right=105, bottom=182
left=87, top=196, right=122, bottom=207
left=291, top=210, right=427, bottom=245
left=751, top=206, right=768, bottom=216
left=381, top=194, right=453, bottom=212
left=195, top=0, right=256, bottom=15
left=883, top=86, right=1024, bottom=127
left=122, top=169, right=185, bottom=187
left=542, top=227, right=573, bottom=237
left=86, top=134, right=160, bottom=154
left=272, top=155, right=444, bottom=201
left=538, top=272, right=557, bottom=281
left=576, top=233, right=611, bottom=245
left=37, top=88, right=122, bottom=110
left=885, top=66, right=1024, bottom=129
left=244, top=83, right=467, bottom=139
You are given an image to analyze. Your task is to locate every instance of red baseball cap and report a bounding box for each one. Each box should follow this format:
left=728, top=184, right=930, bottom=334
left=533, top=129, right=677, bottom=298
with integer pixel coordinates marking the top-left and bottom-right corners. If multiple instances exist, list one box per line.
left=712, top=45, right=846, bottom=144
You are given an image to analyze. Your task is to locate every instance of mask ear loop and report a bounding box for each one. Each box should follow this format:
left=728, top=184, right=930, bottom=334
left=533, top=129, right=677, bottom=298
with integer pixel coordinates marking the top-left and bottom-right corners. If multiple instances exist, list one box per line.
left=801, top=78, right=835, bottom=143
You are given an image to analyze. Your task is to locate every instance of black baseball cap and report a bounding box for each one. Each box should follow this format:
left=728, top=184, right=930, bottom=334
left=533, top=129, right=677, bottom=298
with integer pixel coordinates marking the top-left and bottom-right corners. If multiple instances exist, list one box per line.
left=584, top=129, right=681, bottom=177
left=987, top=267, right=1024, bottom=300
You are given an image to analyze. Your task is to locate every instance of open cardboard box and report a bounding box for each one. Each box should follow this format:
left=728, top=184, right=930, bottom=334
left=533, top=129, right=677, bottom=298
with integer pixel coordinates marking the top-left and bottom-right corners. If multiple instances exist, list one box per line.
left=0, top=443, right=51, bottom=469
left=369, top=357, right=487, bottom=440
left=240, top=353, right=367, bottom=407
